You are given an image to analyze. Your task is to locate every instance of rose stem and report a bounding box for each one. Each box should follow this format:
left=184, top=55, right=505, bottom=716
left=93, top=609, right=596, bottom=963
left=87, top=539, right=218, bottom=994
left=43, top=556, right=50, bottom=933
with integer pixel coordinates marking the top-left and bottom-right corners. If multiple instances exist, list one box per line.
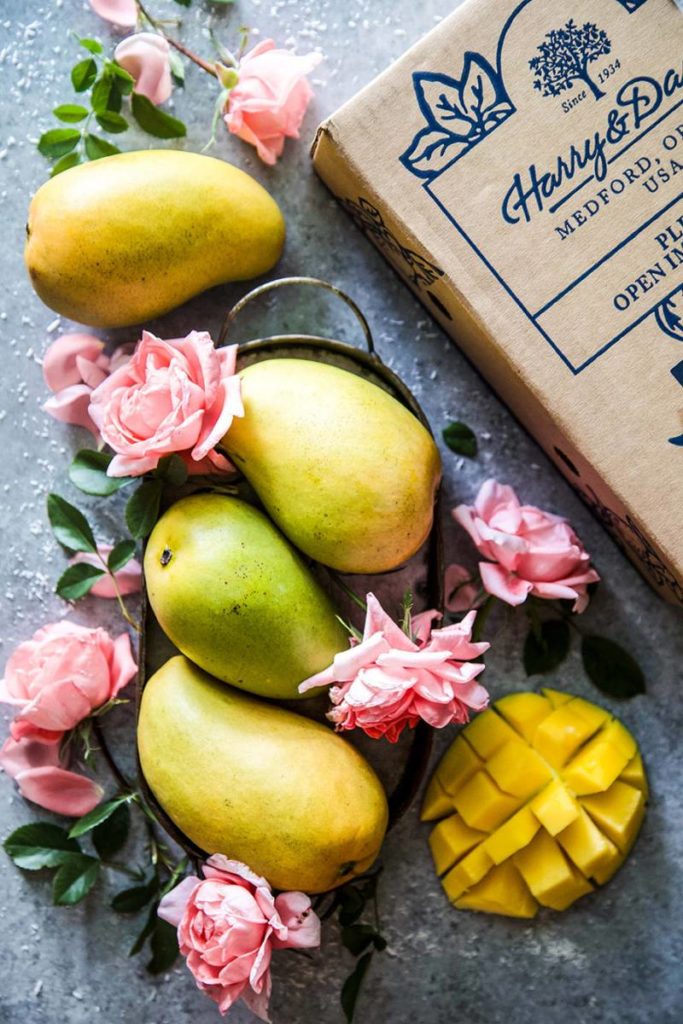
left=136, top=1, right=218, bottom=77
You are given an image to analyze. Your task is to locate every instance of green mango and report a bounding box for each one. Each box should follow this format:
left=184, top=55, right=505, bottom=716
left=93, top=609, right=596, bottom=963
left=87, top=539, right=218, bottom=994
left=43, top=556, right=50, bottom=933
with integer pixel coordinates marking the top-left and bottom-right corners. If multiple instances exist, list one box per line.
left=220, top=358, right=442, bottom=573
left=138, top=656, right=389, bottom=892
left=144, top=493, right=347, bottom=700
left=25, top=150, right=285, bottom=328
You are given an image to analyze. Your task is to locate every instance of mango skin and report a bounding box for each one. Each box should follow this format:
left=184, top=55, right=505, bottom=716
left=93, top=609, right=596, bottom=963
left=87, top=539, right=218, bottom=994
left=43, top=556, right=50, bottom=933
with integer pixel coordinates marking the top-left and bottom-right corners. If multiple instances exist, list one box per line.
left=25, top=150, right=285, bottom=328
left=220, top=359, right=442, bottom=573
left=144, top=493, right=348, bottom=700
left=138, top=656, right=389, bottom=892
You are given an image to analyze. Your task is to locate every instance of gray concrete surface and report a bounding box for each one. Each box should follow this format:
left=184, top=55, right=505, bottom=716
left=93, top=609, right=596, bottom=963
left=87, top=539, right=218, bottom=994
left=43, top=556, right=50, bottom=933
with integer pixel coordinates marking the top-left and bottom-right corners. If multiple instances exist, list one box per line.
left=0, top=1, right=682, bottom=1023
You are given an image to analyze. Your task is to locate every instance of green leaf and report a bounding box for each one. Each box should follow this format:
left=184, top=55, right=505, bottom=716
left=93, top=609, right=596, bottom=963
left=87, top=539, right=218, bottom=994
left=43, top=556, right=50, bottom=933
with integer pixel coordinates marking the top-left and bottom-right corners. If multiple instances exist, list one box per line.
left=93, top=802, right=131, bottom=860
left=4, top=823, right=81, bottom=871
left=147, top=918, right=180, bottom=974
left=91, top=75, right=123, bottom=115
left=125, top=480, right=163, bottom=539
left=442, top=421, right=478, bottom=458
left=131, top=93, right=186, bottom=139
left=52, top=855, right=100, bottom=906
left=69, top=449, right=135, bottom=496
left=168, top=50, right=185, bottom=84
left=84, top=133, right=121, bottom=160
left=110, top=62, right=135, bottom=93
left=71, top=57, right=98, bottom=92
left=38, top=128, right=81, bottom=159
left=47, top=493, right=97, bottom=553
left=108, top=539, right=136, bottom=574
left=581, top=635, right=646, bottom=699
left=174, top=0, right=192, bottom=6
left=112, top=875, right=159, bottom=913
left=79, top=37, right=104, bottom=55
left=56, top=562, right=105, bottom=600
left=53, top=104, right=89, bottom=123
left=341, top=924, right=386, bottom=957
left=155, top=454, right=188, bottom=487
left=51, top=152, right=82, bottom=177
left=95, top=110, right=128, bottom=134
left=129, top=902, right=159, bottom=956
left=338, top=887, right=365, bottom=927
left=69, top=795, right=130, bottom=838
left=341, top=951, right=373, bottom=1023
left=523, top=619, right=571, bottom=676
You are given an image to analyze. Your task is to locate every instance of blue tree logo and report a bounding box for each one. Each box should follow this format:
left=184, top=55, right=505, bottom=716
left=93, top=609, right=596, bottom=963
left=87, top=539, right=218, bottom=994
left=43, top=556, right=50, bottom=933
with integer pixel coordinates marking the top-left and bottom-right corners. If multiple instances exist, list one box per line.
left=400, top=53, right=513, bottom=181
left=529, top=20, right=612, bottom=101
left=655, top=286, right=683, bottom=342
left=614, top=0, right=648, bottom=11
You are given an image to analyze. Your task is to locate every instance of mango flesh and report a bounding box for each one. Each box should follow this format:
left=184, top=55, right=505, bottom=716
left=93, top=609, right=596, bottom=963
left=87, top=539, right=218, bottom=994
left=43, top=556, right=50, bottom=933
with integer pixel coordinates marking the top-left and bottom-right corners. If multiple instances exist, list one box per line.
left=144, top=494, right=348, bottom=700
left=220, top=359, right=442, bottom=573
left=25, top=150, right=285, bottom=327
left=422, top=690, right=647, bottom=917
left=138, top=657, right=389, bottom=892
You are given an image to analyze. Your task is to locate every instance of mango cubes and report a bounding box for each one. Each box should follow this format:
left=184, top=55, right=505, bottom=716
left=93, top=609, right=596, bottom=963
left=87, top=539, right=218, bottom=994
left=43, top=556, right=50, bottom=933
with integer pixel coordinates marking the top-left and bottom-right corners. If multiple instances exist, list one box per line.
left=423, top=690, right=647, bottom=918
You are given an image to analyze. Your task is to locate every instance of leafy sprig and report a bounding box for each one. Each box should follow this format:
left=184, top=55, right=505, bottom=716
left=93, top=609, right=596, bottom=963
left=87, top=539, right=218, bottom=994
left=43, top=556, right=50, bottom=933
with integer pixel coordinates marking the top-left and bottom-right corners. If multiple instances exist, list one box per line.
left=38, top=35, right=186, bottom=175
left=314, top=868, right=387, bottom=1022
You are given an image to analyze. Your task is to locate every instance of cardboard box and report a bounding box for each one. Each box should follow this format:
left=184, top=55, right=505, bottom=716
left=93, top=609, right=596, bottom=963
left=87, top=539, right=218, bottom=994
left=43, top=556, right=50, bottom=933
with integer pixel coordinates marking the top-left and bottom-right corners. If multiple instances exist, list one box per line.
left=312, top=0, right=683, bottom=604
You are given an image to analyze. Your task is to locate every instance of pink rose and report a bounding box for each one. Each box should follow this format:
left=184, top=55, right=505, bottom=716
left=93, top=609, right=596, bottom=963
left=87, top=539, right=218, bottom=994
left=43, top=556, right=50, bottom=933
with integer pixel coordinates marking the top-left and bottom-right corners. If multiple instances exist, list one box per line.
left=0, top=621, right=137, bottom=745
left=89, top=331, right=243, bottom=477
left=69, top=544, right=142, bottom=599
left=223, top=40, right=322, bottom=165
left=444, top=563, right=482, bottom=613
left=158, top=856, right=320, bottom=1020
left=453, top=480, right=600, bottom=611
left=42, top=334, right=130, bottom=438
left=114, top=33, right=172, bottom=106
left=300, top=594, right=489, bottom=743
left=89, top=0, right=138, bottom=29
left=0, top=736, right=103, bottom=817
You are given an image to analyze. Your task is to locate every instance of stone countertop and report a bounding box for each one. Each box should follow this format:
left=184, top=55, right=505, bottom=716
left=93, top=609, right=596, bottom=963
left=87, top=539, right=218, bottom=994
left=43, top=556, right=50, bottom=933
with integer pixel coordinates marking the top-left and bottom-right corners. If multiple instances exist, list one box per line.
left=0, top=2, right=681, bottom=1023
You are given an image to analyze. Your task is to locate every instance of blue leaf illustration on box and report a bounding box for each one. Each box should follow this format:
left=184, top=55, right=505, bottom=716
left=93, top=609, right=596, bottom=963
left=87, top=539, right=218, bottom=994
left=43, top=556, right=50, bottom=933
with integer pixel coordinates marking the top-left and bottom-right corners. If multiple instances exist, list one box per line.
left=400, top=53, right=513, bottom=181
left=655, top=285, right=683, bottom=342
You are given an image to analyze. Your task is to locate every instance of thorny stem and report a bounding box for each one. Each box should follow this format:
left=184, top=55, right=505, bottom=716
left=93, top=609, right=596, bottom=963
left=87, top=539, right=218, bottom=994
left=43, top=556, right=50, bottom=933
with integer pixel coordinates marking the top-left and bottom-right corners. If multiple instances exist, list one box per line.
left=137, top=1, right=218, bottom=77
left=94, top=550, right=142, bottom=634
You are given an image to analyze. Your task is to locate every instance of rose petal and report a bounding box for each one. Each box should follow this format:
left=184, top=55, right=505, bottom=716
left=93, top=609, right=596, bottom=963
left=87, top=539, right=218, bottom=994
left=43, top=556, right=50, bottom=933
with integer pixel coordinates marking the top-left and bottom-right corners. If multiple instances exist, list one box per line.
left=14, top=766, right=104, bottom=816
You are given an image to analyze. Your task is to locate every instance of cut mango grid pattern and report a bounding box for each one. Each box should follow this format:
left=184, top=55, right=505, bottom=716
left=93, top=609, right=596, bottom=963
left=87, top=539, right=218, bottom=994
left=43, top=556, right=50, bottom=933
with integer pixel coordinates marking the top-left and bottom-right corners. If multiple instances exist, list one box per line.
left=422, top=690, right=648, bottom=918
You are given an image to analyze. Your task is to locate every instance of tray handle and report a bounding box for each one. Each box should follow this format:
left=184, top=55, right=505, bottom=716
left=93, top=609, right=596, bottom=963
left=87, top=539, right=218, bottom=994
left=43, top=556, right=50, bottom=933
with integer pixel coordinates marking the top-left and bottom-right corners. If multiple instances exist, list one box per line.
left=218, top=276, right=376, bottom=355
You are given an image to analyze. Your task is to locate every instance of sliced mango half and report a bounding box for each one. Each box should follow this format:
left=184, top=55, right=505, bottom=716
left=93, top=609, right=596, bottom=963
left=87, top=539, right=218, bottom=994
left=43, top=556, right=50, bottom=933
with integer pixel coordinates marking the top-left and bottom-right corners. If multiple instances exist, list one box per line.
left=424, top=690, right=647, bottom=917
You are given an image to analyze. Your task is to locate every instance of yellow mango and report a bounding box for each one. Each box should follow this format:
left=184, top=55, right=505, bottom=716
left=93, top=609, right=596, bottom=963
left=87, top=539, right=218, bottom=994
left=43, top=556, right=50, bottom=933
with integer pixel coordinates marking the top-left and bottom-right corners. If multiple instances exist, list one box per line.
left=455, top=862, right=538, bottom=919
left=533, top=703, right=603, bottom=770
left=530, top=779, right=580, bottom=835
left=421, top=776, right=454, bottom=822
left=620, top=752, right=649, bottom=796
left=515, top=830, right=593, bottom=911
left=495, top=691, right=553, bottom=743
left=483, top=806, right=540, bottom=864
left=452, top=771, right=521, bottom=831
left=582, top=782, right=645, bottom=852
left=563, top=721, right=636, bottom=795
left=25, top=151, right=285, bottom=327
left=442, top=846, right=493, bottom=902
left=557, top=808, right=619, bottom=878
left=464, top=709, right=519, bottom=759
left=487, top=740, right=553, bottom=799
left=428, top=815, right=486, bottom=876
left=542, top=688, right=573, bottom=708
left=424, top=692, right=646, bottom=918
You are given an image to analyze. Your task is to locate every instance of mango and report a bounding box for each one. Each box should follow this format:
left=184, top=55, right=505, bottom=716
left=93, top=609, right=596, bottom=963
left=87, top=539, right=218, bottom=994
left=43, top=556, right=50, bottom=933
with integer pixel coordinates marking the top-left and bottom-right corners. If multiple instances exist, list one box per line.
left=25, top=151, right=285, bottom=327
left=220, top=358, right=441, bottom=573
left=423, top=690, right=647, bottom=917
left=138, top=657, right=389, bottom=893
left=144, top=493, right=348, bottom=700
